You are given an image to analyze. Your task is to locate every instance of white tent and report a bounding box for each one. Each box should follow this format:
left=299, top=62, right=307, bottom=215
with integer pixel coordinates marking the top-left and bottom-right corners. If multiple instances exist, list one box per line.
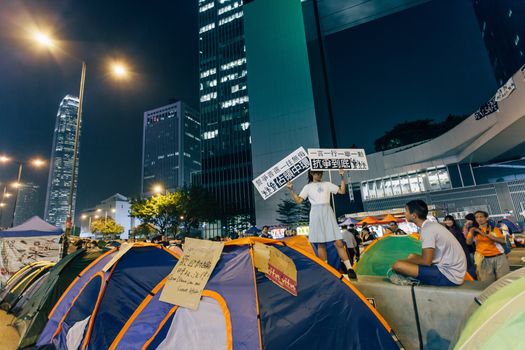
left=0, top=216, right=62, bottom=283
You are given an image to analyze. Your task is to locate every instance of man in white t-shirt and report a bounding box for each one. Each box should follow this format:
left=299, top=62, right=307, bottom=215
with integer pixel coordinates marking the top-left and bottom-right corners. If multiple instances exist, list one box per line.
left=341, top=225, right=357, bottom=264
left=392, top=200, right=466, bottom=286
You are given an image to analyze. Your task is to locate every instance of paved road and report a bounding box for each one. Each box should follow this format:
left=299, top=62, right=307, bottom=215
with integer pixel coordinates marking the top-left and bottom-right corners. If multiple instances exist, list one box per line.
left=0, top=310, right=19, bottom=350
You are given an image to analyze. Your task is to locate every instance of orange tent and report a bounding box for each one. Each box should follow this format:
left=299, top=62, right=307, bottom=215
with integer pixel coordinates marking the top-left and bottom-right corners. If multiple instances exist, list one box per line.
left=357, top=216, right=380, bottom=225
left=378, top=214, right=402, bottom=224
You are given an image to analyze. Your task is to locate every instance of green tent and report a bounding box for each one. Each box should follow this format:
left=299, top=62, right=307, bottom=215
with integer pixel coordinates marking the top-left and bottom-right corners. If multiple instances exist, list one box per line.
left=14, top=248, right=107, bottom=349
left=355, top=235, right=421, bottom=277
left=0, top=263, right=55, bottom=311
left=454, top=270, right=525, bottom=349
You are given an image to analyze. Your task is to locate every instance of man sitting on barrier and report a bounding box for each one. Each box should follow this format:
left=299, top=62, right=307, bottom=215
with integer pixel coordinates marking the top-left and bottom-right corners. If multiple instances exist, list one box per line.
left=391, top=200, right=466, bottom=286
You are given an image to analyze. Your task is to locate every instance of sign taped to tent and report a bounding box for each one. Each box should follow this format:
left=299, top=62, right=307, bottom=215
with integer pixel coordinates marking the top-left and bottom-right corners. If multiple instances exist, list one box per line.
left=252, top=147, right=310, bottom=200
left=160, top=238, right=224, bottom=310
left=308, top=148, right=368, bottom=170
left=253, top=243, right=297, bottom=296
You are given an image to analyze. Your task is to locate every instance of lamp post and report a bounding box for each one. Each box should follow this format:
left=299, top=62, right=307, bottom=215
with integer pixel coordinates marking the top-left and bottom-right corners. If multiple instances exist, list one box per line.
left=31, top=31, right=130, bottom=256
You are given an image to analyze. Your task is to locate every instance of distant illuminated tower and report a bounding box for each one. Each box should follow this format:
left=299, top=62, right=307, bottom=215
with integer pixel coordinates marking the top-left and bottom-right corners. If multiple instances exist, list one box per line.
left=141, top=101, right=201, bottom=196
left=198, top=0, right=254, bottom=232
left=14, top=183, right=40, bottom=226
left=44, top=95, right=80, bottom=228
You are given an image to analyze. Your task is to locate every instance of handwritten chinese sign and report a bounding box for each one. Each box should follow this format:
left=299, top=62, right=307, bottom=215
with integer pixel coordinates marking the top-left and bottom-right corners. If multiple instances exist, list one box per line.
left=253, top=243, right=297, bottom=296
left=253, top=147, right=310, bottom=200
left=159, top=238, right=224, bottom=310
left=308, top=148, right=368, bottom=171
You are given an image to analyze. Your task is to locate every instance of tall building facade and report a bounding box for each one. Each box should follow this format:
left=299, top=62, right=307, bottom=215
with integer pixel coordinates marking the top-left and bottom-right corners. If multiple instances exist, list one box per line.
left=198, top=0, right=255, bottom=231
left=472, top=0, right=525, bottom=85
left=142, top=101, right=201, bottom=196
left=14, top=183, right=40, bottom=226
left=44, top=95, right=80, bottom=228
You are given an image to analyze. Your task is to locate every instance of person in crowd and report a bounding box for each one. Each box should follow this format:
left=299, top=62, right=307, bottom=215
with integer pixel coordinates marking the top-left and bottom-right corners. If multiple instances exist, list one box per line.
left=466, top=211, right=510, bottom=281
left=385, top=221, right=406, bottom=235
left=443, top=215, right=476, bottom=279
left=341, top=225, right=357, bottom=264
left=260, top=225, right=271, bottom=238
left=392, top=200, right=466, bottom=286
left=463, top=213, right=477, bottom=259
left=288, top=169, right=356, bottom=278
left=361, top=227, right=376, bottom=244
left=348, top=224, right=361, bottom=261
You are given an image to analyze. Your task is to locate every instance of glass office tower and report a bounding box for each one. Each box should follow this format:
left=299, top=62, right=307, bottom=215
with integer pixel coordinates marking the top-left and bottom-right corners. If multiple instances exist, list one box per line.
left=198, top=0, right=254, bottom=233
left=472, top=0, right=525, bottom=85
left=142, top=101, right=201, bottom=196
left=44, top=95, right=80, bottom=228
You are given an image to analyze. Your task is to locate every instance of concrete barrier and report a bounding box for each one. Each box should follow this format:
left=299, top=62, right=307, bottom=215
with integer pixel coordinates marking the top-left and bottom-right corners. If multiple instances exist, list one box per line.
left=353, top=276, right=490, bottom=350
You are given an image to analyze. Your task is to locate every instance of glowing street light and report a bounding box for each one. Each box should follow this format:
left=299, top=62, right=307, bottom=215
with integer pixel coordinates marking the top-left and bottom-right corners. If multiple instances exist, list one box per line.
left=81, top=214, right=87, bottom=219
left=111, top=62, right=128, bottom=79
left=33, top=31, right=54, bottom=48
left=0, top=156, right=10, bottom=163
left=153, top=184, right=165, bottom=195
left=31, top=158, right=46, bottom=167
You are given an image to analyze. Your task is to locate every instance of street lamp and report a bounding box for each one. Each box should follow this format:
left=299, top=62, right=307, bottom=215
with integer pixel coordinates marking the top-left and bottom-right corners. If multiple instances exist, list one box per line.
left=152, top=184, right=165, bottom=195
left=31, top=31, right=131, bottom=257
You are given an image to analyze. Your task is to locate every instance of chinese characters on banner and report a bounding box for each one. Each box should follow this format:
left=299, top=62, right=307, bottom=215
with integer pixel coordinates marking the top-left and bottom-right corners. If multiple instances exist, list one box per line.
left=252, top=147, right=310, bottom=200
left=308, top=148, right=368, bottom=171
left=159, top=238, right=224, bottom=310
left=253, top=243, right=297, bottom=296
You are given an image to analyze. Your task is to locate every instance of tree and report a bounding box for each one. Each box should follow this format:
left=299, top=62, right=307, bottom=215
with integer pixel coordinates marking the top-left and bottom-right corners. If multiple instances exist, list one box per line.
left=373, top=114, right=468, bottom=152
left=90, top=217, right=124, bottom=239
left=276, top=196, right=311, bottom=227
left=130, top=186, right=220, bottom=239
left=130, top=192, right=181, bottom=237
left=131, top=223, right=157, bottom=241
left=177, top=185, right=221, bottom=238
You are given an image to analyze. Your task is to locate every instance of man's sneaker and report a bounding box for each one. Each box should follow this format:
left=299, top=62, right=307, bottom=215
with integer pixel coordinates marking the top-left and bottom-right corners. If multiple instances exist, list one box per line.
left=347, top=268, right=357, bottom=280
left=387, top=269, right=419, bottom=286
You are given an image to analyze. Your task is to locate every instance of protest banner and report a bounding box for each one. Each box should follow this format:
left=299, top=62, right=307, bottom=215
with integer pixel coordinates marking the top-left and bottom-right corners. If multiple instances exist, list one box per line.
left=252, top=147, right=310, bottom=200
left=160, top=238, right=224, bottom=310
left=308, top=148, right=368, bottom=171
left=253, top=243, right=297, bottom=296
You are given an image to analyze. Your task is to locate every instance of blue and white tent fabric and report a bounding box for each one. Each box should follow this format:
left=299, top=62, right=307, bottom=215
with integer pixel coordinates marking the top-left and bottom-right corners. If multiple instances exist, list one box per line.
left=0, top=216, right=62, bottom=284
left=474, top=96, right=499, bottom=120
left=494, top=77, right=516, bottom=102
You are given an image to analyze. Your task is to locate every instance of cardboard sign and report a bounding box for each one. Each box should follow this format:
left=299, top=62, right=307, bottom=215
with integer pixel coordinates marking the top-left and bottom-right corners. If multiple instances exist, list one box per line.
left=252, top=147, right=310, bottom=200
left=160, top=238, right=224, bottom=310
left=253, top=243, right=297, bottom=296
left=308, top=148, right=368, bottom=171
left=102, top=243, right=133, bottom=272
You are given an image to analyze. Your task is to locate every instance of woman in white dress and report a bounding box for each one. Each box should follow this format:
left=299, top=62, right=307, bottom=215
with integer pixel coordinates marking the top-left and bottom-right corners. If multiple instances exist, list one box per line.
left=287, top=169, right=356, bottom=277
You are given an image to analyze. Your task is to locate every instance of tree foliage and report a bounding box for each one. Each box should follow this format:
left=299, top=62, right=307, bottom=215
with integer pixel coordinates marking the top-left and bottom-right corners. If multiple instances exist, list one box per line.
left=276, top=196, right=310, bottom=227
left=130, top=185, right=220, bottom=238
left=374, top=114, right=467, bottom=152
left=90, top=217, right=124, bottom=238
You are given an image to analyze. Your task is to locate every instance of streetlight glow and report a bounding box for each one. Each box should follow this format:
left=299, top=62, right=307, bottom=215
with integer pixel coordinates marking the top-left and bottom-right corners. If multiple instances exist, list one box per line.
left=0, top=203, right=5, bottom=207
left=31, top=158, right=46, bottom=167
left=96, top=208, right=102, bottom=213
left=153, top=184, right=164, bottom=194
left=81, top=214, right=87, bottom=219
left=111, top=62, right=128, bottom=79
left=11, top=182, right=20, bottom=188
left=0, top=155, right=10, bottom=163
left=33, top=31, right=54, bottom=48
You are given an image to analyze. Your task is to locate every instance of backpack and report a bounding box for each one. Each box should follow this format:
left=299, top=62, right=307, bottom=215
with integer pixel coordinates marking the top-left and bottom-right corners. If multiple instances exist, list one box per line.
left=490, top=226, right=511, bottom=254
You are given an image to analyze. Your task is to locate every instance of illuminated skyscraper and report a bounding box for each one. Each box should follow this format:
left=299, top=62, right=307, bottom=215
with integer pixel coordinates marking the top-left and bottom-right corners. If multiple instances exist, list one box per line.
left=198, top=0, right=254, bottom=232
left=44, top=95, right=80, bottom=228
left=14, top=183, right=40, bottom=226
left=142, top=101, right=201, bottom=196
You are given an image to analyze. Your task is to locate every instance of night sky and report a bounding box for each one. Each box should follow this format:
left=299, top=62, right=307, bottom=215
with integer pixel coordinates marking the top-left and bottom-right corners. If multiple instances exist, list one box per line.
left=0, top=0, right=497, bottom=223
